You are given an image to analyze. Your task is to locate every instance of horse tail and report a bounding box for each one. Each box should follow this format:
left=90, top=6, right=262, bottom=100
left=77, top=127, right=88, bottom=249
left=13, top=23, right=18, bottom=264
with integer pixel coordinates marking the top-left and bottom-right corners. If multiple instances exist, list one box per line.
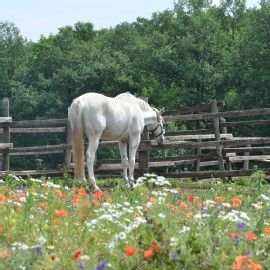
left=69, top=99, right=85, bottom=180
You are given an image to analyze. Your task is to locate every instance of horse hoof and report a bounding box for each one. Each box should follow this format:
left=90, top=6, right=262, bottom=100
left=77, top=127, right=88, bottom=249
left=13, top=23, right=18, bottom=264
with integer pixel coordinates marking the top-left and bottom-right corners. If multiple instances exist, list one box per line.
left=93, top=186, right=101, bottom=192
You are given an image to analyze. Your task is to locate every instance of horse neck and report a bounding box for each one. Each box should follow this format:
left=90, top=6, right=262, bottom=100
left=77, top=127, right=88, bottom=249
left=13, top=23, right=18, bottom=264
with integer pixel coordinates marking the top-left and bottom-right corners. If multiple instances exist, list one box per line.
left=135, top=99, right=157, bottom=125
left=143, top=110, right=157, bottom=125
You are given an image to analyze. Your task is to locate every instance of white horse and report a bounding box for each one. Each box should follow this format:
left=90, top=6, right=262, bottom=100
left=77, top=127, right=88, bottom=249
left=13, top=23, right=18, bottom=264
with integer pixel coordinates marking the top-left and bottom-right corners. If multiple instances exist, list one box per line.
left=69, top=92, right=165, bottom=191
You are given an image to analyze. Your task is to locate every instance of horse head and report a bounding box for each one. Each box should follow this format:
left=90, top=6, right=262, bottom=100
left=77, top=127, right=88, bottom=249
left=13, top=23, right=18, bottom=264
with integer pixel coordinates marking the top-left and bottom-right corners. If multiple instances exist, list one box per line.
left=148, top=107, right=165, bottom=145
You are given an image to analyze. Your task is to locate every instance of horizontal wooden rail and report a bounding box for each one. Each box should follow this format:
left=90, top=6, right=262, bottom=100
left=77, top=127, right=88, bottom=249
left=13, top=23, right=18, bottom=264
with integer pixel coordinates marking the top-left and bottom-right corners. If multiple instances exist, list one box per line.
left=0, top=144, right=68, bottom=155
left=221, top=120, right=270, bottom=128
left=223, top=147, right=270, bottom=153
left=166, top=133, right=233, bottom=141
left=0, top=127, right=67, bottom=134
left=158, top=169, right=270, bottom=179
left=0, top=117, right=12, bottom=123
left=138, top=138, right=270, bottom=151
left=228, top=155, right=270, bottom=162
left=0, top=143, right=13, bottom=149
left=163, top=108, right=270, bottom=123
left=165, top=129, right=211, bottom=136
left=0, top=118, right=68, bottom=128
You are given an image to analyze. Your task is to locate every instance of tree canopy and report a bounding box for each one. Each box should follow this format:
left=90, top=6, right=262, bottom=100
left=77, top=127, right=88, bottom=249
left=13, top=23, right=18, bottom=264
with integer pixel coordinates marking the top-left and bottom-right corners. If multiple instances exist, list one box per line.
left=0, top=1, right=269, bottom=169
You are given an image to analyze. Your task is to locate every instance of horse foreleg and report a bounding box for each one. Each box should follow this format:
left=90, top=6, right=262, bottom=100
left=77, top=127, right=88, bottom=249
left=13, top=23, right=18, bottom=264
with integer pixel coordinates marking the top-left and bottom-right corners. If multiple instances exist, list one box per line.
left=85, top=139, right=100, bottom=192
left=128, top=137, right=141, bottom=187
left=118, top=141, right=129, bottom=186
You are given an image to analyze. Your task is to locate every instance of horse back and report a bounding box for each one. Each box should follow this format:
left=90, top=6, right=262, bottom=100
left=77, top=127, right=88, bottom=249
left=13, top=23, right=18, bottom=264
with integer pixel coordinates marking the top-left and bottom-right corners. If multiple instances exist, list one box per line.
left=75, top=92, right=144, bottom=141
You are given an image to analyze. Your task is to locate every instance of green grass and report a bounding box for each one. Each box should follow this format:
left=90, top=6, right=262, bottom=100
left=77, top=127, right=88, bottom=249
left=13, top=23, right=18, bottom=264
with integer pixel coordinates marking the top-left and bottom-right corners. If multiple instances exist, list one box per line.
left=0, top=172, right=270, bottom=269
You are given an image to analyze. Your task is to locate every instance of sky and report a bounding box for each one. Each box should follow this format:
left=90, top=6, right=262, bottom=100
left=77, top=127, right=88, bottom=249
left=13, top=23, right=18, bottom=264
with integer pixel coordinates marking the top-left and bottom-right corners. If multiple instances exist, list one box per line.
left=1, top=0, right=261, bottom=42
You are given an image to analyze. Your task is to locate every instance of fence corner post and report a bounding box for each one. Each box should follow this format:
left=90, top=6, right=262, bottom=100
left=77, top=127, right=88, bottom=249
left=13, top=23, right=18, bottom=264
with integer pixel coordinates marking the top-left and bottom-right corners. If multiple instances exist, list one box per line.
left=2, top=97, right=10, bottom=171
left=211, top=100, right=225, bottom=173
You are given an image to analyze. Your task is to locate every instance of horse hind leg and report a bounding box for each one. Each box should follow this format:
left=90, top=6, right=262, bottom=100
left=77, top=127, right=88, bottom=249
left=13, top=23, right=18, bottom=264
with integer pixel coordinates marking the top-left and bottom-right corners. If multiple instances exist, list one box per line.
left=85, top=137, right=100, bottom=192
left=118, top=141, right=129, bottom=187
left=128, top=136, right=141, bottom=188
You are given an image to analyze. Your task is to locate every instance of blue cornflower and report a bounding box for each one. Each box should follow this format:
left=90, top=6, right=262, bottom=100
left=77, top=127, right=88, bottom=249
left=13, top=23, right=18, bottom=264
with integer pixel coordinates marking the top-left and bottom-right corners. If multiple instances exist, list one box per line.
left=96, top=261, right=107, bottom=270
left=17, top=185, right=23, bottom=191
left=237, top=222, right=246, bottom=232
left=234, top=235, right=239, bottom=249
left=78, top=263, right=85, bottom=269
left=35, top=246, right=44, bottom=256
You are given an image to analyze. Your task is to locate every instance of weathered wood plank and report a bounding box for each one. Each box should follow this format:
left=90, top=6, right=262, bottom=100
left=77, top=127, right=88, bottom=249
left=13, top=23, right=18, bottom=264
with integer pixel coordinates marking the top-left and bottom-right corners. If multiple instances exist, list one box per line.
left=138, top=138, right=270, bottom=151
left=166, top=133, right=233, bottom=140
left=220, top=120, right=270, bottom=128
left=163, top=108, right=270, bottom=123
left=158, top=169, right=270, bottom=179
left=0, top=117, right=12, bottom=123
left=229, top=155, right=270, bottom=162
left=165, top=129, right=211, bottom=136
left=223, top=147, right=270, bottom=153
left=5, top=118, right=69, bottom=127
left=0, top=143, right=13, bottom=149
left=1, top=144, right=68, bottom=155
left=0, top=127, right=67, bottom=133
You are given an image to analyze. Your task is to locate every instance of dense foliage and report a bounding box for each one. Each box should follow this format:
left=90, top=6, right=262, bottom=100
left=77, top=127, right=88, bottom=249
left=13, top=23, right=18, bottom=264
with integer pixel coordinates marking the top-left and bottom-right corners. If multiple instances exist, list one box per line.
left=0, top=0, right=269, bottom=169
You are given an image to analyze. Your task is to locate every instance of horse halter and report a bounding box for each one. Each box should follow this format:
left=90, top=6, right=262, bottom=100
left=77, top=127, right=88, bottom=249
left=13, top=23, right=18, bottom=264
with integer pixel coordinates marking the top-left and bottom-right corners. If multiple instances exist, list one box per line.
left=147, top=123, right=164, bottom=137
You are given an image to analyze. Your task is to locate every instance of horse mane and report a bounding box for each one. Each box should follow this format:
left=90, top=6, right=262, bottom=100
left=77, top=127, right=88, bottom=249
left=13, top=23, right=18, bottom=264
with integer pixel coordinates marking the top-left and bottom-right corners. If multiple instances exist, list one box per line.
left=117, top=92, right=161, bottom=120
left=121, top=92, right=153, bottom=112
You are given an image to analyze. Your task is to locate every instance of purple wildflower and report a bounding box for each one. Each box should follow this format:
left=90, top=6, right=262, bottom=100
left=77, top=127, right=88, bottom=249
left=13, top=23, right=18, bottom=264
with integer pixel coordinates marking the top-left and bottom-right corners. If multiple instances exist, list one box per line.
left=35, top=246, right=44, bottom=256
left=234, top=235, right=239, bottom=249
left=96, top=261, right=107, bottom=270
left=78, top=263, right=85, bottom=269
left=215, top=239, right=220, bottom=248
left=237, top=222, right=246, bottom=232
left=17, top=185, right=23, bottom=191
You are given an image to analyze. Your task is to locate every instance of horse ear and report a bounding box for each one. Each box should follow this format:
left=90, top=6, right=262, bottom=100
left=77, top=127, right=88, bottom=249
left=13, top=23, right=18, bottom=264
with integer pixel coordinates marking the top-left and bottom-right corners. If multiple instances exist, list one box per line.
left=160, top=107, right=165, bottom=114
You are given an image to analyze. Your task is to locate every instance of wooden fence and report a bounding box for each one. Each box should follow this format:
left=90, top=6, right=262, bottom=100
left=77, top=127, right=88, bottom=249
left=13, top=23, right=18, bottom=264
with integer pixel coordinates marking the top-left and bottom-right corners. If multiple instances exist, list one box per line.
left=0, top=97, right=269, bottom=180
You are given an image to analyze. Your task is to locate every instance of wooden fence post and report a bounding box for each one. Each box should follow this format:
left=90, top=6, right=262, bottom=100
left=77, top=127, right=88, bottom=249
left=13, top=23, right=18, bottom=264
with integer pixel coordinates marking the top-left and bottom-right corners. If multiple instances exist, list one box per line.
left=243, top=144, right=251, bottom=170
left=2, top=98, right=10, bottom=171
left=211, top=100, right=225, bottom=172
left=138, top=97, right=149, bottom=174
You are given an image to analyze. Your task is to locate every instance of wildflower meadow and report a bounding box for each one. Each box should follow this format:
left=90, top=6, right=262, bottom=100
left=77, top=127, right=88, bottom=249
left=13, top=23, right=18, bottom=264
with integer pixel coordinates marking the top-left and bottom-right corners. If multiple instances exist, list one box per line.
left=1, top=171, right=270, bottom=269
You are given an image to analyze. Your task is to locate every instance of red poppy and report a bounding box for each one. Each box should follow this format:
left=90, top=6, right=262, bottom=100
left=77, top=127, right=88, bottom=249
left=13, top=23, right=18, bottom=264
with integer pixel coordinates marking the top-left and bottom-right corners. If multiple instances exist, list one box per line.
left=0, top=250, right=12, bottom=258
left=186, top=212, right=193, bottom=219
left=84, top=202, right=91, bottom=208
left=232, top=198, right=242, bottom=207
left=78, top=188, right=86, bottom=195
left=93, top=192, right=105, bottom=200
left=125, top=246, right=136, bottom=256
left=264, top=227, right=270, bottom=235
left=245, top=232, right=257, bottom=241
left=187, top=195, right=195, bottom=202
left=74, top=249, right=81, bottom=261
left=215, top=197, right=223, bottom=202
left=179, top=202, right=187, bottom=211
left=0, top=194, right=6, bottom=204
left=151, top=244, right=159, bottom=253
left=144, top=249, right=153, bottom=258
left=0, top=226, right=4, bottom=233
left=196, top=199, right=203, bottom=207
left=39, top=202, right=48, bottom=209
left=55, top=209, right=68, bottom=217
left=172, top=206, right=180, bottom=212
left=149, top=198, right=157, bottom=204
